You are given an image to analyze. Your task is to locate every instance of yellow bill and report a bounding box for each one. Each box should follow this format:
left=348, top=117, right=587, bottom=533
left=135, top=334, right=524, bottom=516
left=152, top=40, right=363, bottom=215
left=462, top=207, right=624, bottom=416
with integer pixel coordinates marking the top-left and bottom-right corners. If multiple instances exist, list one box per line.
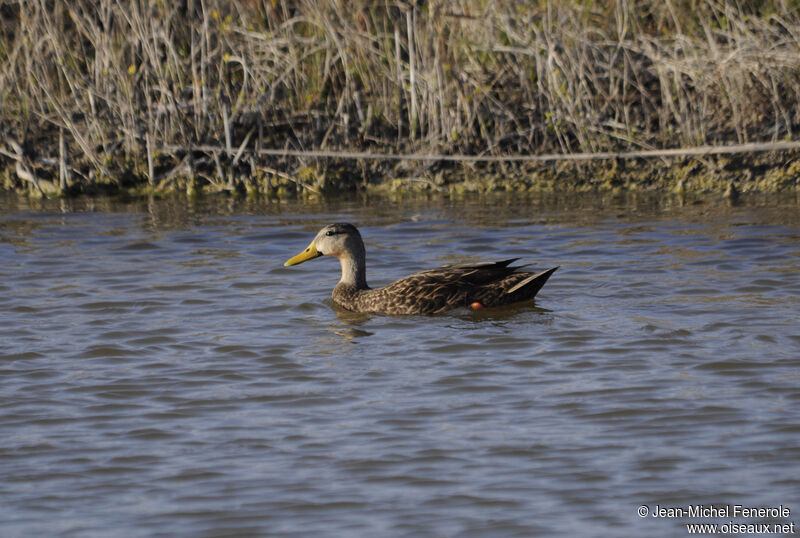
left=284, top=240, right=321, bottom=266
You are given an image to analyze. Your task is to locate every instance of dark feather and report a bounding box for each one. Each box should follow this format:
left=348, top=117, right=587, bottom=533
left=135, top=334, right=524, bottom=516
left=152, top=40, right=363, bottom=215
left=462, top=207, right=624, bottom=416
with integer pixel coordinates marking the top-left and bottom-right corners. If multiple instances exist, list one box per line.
left=336, top=260, right=557, bottom=315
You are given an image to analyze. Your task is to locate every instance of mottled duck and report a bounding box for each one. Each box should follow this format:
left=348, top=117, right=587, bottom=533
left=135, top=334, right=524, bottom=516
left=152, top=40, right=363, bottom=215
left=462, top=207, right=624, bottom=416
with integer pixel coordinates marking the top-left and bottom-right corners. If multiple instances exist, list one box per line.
left=284, top=223, right=558, bottom=315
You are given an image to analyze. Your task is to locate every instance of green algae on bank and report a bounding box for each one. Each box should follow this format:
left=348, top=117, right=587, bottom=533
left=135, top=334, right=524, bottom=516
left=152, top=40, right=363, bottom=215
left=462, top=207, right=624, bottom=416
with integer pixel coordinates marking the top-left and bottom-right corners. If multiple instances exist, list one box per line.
left=2, top=150, right=799, bottom=199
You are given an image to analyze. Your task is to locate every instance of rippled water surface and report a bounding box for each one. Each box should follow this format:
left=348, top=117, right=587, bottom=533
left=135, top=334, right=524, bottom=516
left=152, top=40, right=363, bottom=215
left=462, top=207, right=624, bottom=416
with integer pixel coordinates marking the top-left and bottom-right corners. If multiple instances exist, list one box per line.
left=2, top=193, right=800, bottom=537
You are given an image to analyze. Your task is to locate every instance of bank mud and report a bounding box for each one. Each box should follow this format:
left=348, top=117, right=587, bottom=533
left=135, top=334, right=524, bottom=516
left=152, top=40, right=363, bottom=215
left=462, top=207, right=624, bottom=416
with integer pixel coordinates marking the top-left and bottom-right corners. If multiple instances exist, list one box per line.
left=2, top=147, right=799, bottom=200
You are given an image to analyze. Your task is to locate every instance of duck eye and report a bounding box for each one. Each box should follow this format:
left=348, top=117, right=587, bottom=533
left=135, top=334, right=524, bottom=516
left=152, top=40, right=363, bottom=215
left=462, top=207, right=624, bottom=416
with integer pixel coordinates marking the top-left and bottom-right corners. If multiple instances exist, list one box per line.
left=325, top=230, right=336, bottom=236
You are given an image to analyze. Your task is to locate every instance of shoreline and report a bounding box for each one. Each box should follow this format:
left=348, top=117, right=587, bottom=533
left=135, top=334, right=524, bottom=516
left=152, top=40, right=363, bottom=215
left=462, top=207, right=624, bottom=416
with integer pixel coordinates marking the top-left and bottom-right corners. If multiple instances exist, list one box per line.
left=3, top=148, right=798, bottom=199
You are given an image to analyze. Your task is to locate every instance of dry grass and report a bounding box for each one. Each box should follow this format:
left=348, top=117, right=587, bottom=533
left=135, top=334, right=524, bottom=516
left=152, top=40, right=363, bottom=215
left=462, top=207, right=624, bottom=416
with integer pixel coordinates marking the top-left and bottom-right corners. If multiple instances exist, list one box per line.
left=1, top=0, right=799, bottom=191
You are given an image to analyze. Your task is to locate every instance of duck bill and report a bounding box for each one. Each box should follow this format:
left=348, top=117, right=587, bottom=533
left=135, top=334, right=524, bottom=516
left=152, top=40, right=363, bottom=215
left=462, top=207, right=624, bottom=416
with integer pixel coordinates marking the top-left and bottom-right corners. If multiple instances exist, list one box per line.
left=284, top=240, right=321, bottom=266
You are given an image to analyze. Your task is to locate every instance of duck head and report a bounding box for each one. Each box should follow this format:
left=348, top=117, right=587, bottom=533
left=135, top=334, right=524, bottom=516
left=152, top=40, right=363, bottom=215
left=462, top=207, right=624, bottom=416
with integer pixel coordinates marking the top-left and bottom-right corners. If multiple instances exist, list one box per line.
left=284, top=223, right=365, bottom=266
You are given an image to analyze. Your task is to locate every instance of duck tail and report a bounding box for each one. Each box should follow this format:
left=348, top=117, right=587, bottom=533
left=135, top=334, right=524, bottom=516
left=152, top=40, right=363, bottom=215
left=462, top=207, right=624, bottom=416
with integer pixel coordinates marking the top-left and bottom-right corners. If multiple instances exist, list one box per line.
left=506, top=267, right=559, bottom=299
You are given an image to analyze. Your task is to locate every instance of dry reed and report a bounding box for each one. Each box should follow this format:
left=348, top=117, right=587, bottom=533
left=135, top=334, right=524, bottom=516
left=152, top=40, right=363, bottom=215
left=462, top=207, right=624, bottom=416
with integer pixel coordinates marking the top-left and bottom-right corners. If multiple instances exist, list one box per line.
left=1, top=0, right=799, bottom=192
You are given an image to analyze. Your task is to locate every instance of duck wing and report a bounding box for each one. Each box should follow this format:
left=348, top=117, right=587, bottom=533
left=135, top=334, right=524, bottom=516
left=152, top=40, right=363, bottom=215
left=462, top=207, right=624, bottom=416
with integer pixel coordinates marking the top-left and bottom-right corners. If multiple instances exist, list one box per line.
left=471, top=266, right=559, bottom=307
left=412, top=258, right=523, bottom=286
left=363, top=259, right=554, bottom=314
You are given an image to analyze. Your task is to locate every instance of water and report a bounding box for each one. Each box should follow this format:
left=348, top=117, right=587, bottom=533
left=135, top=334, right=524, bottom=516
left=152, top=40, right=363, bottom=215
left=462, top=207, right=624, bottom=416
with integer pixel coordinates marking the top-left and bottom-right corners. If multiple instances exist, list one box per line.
left=2, top=193, right=799, bottom=537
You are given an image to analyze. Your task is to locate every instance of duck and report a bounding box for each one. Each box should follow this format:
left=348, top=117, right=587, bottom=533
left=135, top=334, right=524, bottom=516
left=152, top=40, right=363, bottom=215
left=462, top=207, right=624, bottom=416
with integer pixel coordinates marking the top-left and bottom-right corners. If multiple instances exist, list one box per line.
left=284, top=223, right=558, bottom=315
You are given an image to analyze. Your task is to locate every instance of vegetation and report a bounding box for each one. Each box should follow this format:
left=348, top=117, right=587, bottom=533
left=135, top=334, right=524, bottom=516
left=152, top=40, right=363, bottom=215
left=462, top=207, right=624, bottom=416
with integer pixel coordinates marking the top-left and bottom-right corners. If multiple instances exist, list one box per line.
left=1, top=0, right=799, bottom=196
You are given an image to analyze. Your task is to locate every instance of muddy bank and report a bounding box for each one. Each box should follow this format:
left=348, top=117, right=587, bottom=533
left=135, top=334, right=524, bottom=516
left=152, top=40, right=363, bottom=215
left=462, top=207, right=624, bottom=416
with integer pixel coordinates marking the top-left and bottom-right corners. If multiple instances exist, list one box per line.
left=2, top=147, right=798, bottom=199
left=369, top=150, right=800, bottom=197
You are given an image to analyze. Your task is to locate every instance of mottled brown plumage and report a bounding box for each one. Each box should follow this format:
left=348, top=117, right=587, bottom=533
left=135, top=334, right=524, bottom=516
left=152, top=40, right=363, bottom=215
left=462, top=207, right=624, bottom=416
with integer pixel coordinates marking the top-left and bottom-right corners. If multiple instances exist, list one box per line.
left=284, top=223, right=557, bottom=315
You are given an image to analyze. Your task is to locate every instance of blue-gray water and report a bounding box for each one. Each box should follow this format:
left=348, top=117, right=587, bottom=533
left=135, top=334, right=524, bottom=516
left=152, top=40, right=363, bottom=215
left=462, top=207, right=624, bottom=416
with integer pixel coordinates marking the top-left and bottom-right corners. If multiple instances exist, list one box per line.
left=2, top=193, right=799, bottom=537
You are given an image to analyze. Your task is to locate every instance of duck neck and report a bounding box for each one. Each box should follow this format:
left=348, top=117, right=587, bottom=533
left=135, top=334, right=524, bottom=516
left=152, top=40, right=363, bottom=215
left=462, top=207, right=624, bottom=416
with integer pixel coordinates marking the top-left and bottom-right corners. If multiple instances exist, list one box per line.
left=338, top=253, right=368, bottom=290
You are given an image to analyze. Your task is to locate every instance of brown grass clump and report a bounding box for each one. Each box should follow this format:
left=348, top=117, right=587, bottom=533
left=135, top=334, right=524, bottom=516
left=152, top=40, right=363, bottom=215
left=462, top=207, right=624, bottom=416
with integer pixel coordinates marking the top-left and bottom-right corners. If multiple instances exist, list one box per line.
left=1, top=0, right=799, bottom=194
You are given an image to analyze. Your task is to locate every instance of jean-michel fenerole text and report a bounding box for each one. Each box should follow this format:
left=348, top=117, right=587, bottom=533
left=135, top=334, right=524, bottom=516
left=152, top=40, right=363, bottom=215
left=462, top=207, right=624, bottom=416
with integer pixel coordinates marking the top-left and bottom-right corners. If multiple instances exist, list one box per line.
left=651, top=505, right=790, bottom=519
